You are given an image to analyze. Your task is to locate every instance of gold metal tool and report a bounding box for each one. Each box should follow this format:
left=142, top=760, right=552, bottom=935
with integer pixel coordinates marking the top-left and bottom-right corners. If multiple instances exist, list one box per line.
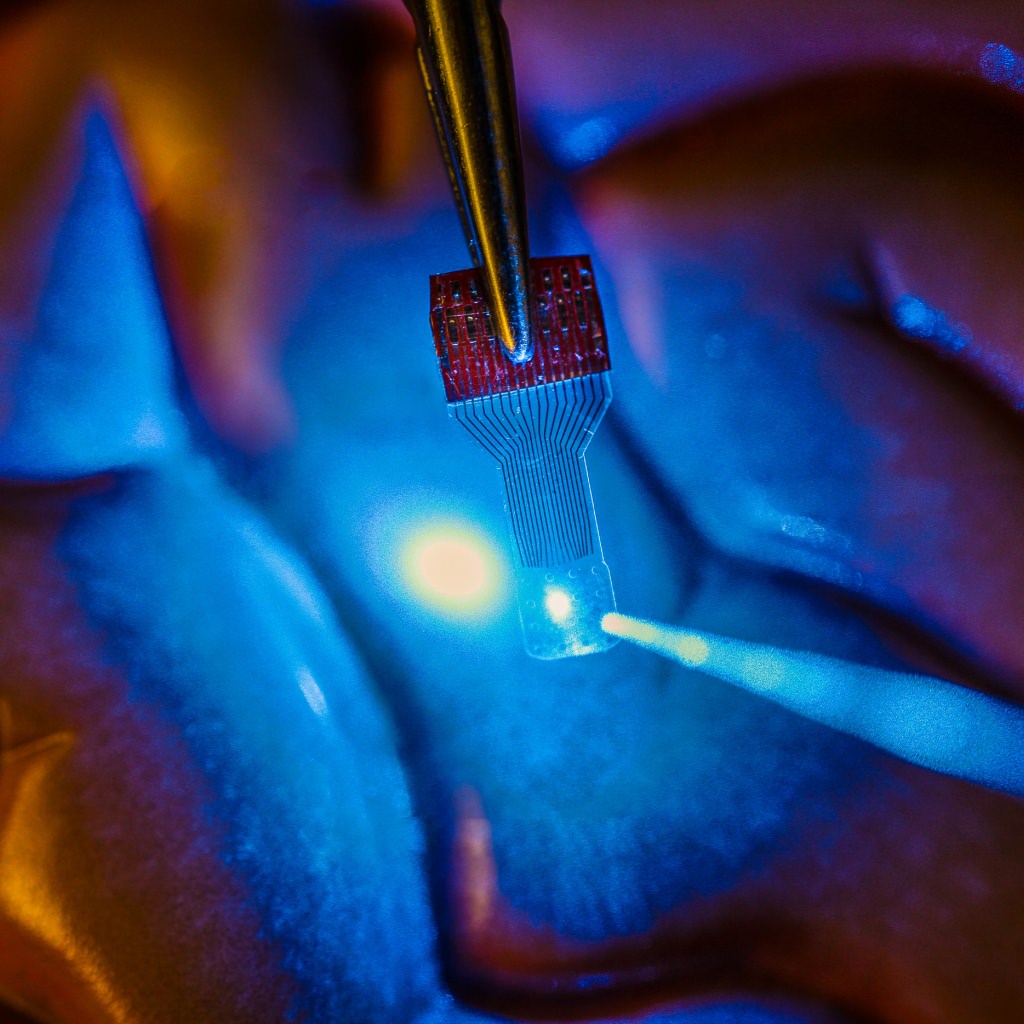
left=404, top=0, right=534, bottom=363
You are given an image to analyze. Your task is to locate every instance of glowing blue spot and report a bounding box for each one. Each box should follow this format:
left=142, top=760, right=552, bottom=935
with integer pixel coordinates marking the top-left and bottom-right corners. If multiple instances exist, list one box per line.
left=891, top=294, right=970, bottom=353
left=981, top=42, right=1016, bottom=82
left=980, top=42, right=1024, bottom=91
left=605, top=613, right=1024, bottom=798
left=401, top=523, right=505, bottom=617
left=130, top=410, right=170, bottom=449
left=558, top=116, right=618, bottom=167
left=297, top=666, right=329, bottom=717
left=892, top=295, right=935, bottom=337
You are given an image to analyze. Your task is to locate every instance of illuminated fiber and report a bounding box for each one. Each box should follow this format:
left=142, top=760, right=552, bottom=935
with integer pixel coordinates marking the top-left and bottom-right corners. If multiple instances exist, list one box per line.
left=431, top=256, right=617, bottom=658
left=603, top=613, right=1024, bottom=798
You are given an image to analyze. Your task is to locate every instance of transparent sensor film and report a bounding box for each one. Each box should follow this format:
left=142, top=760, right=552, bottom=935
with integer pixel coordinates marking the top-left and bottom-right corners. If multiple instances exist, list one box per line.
left=430, top=255, right=618, bottom=659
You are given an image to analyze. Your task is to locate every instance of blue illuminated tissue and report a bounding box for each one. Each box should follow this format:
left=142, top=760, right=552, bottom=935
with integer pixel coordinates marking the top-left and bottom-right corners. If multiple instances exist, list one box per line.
left=0, top=108, right=183, bottom=478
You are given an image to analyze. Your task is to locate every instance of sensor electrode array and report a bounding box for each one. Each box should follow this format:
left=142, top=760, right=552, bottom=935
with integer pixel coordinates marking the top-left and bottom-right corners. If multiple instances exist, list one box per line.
left=431, top=257, right=617, bottom=658
left=405, top=0, right=618, bottom=658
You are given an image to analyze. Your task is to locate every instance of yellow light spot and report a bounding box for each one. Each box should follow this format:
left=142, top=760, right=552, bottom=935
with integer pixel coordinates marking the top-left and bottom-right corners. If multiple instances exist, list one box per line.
left=544, top=586, right=573, bottom=622
left=402, top=525, right=503, bottom=616
left=674, top=634, right=710, bottom=666
left=601, top=612, right=659, bottom=644
left=601, top=612, right=710, bottom=666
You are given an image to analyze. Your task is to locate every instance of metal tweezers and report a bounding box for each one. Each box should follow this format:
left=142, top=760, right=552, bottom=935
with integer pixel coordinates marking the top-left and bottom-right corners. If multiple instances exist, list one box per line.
left=404, top=0, right=535, bottom=363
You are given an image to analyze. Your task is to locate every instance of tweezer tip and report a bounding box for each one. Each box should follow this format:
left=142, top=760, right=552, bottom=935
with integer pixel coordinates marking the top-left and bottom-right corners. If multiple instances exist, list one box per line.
left=492, top=261, right=535, bottom=363
left=487, top=267, right=534, bottom=363
left=505, top=332, right=534, bottom=364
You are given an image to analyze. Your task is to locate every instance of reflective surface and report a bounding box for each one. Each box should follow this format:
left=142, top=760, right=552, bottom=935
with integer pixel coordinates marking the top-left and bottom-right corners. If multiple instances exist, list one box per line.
left=406, top=0, right=535, bottom=361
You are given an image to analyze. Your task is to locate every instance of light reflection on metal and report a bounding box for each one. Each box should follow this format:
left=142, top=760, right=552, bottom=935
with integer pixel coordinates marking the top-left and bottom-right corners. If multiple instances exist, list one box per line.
left=603, top=613, right=1024, bottom=799
left=404, top=0, right=534, bottom=362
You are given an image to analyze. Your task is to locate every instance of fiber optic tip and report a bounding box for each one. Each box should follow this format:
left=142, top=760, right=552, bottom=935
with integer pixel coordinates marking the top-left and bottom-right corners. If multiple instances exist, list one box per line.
left=601, top=612, right=640, bottom=638
left=601, top=613, right=710, bottom=665
left=601, top=612, right=1024, bottom=800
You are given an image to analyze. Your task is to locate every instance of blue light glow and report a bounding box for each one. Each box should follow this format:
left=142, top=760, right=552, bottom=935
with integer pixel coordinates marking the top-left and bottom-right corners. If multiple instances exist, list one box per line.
left=891, top=294, right=971, bottom=354
left=558, top=116, right=619, bottom=167
left=604, top=613, right=1024, bottom=798
left=980, top=42, right=1024, bottom=92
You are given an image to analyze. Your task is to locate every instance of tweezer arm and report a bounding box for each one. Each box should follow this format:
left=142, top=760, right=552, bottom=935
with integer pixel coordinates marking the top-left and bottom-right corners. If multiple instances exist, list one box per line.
left=404, top=0, right=534, bottom=363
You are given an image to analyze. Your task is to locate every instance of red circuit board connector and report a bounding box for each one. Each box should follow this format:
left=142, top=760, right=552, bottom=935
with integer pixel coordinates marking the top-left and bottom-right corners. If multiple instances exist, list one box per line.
left=430, top=255, right=611, bottom=401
